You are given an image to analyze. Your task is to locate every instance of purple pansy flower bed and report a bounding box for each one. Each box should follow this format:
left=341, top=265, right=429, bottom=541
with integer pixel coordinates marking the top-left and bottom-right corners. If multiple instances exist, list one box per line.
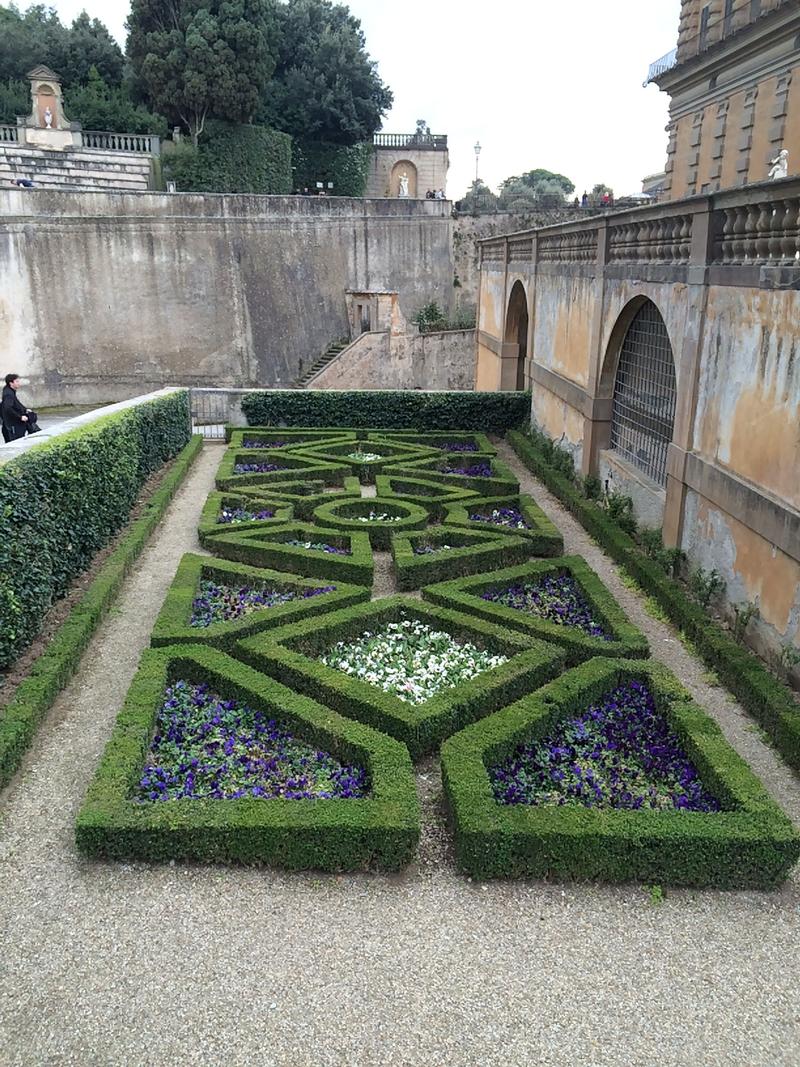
left=440, top=442, right=479, bottom=453
left=234, top=462, right=286, bottom=474
left=137, top=680, right=368, bottom=802
left=191, top=579, right=334, bottom=627
left=470, top=507, right=530, bottom=529
left=482, top=575, right=610, bottom=639
left=217, top=505, right=276, bottom=525
left=242, top=439, right=289, bottom=449
left=490, top=680, right=721, bottom=813
left=286, top=539, right=352, bottom=556
left=440, top=462, right=493, bottom=478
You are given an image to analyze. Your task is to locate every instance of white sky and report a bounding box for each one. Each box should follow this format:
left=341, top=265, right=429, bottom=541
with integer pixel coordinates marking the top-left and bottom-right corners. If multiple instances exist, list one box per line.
left=33, top=0, right=682, bottom=197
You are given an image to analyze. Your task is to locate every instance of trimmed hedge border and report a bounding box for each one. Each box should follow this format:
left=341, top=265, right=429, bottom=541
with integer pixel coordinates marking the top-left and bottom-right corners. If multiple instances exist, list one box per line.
left=198, top=491, right=295, bottom=545
left=240, top=391, right=532, bottom=432
left=374, top=474, right=479, bottom=521
left=238, top=477, right=362, bottom=522
left=236, top=597, right=565, bottom=759
left=391, top=528, right=534, bottom=591
left=312, top=499, right=430, bottom=550
left=0, top=435, right=203, bottom=791
left=367, top=430, right=497, bottom=455
left=291, top=440, right=440, bottom=484
left=384, top=455, right=520, bottom=497
left=226, top=428, right=357, bottom=448
left=76, top=644, right=420, bottom=870
left=423, top=557, right=650, bottom=665
left=444, top=493, right=565, bottom=557
left=441, top=657, right=800, bottom=887
left=151, top=553, right=370, bottom=650
left=205, top=523, right=375, bottom=586
left=508, top=430, right=800, bottom=773
left=215, top=449, right=351, bottom=491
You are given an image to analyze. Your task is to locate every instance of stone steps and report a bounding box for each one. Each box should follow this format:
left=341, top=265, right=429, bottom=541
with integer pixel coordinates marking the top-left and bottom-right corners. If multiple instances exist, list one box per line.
left=0, top=144, right=153, bottom=191
left=293, top=341, right=350, bottom=388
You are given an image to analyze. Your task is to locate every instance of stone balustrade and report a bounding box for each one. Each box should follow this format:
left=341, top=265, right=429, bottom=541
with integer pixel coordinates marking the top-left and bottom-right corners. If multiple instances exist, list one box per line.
left=0, top=125, right=19, bottom=143
left=82, top=130, right=160, bottom=156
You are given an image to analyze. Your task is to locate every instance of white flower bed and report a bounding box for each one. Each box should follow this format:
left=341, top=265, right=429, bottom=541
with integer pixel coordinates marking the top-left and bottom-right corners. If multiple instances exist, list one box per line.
left=347, top=451, right=383, bottom=462
left=319, top=619, right=508, bottom=704
left=356, top=511, right=403, bottom=523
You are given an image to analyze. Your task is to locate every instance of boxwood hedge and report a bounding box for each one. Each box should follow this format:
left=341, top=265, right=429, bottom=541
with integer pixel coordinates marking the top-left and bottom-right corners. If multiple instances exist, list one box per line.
left=215, top=450, right=350, bottom=491
left=198, top=491, right=294, bottom=545
left=236, top=597, right=565, bottom=759
left=384, top=455, right=520, bottom=497
left=444, top=494, right=565, bottom=557
left=76, top=644, right=420, bottom=870
left=367, top=430, right=497, bottom=455
left=374, top=474, right=479, bottom=521
left=226, top=428, right=357, bottom=449
left=151, top=553, right=370, bottom=650
left=0, top=390, right=192, bottom=668
left=238, top=477, right=362, bottom=522
left=441, top=657, right=800, bottom=887
left=423, top=557, right=649, bottom=664
left=292, top=440, right=440, bottom=483
left=311, top=499, right=430, bottom=550
left=391, top=528, right=534, bottom=591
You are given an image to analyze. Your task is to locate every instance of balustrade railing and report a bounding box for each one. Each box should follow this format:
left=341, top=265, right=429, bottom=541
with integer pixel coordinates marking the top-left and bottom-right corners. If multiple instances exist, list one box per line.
left=644, top=48, right=677, bottom=85
left=82, top=130, right=160, bottom=155
left=508, top=236, right=534, bottom=263
left=609, top=214, right=693, bottom=263
left=0, top=125, right=19, bottom=143
left=713, top=197, right=800, bottom=265
left=538, top=228, right=599, bottom=263
left=373, top=133, right=447, bottom=151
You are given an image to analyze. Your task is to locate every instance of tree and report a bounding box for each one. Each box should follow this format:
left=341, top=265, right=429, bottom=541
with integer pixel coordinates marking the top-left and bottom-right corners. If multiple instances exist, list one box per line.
left=127, top=0, right=278, bottom=145
left=260, top=0, right=392, bottom=145
left=590, top=183, right=614, bottom=204
left=519, top=168, right=574, bottom=196
left=0, top=77, right=28, bottom=123
left=60, top=12, right=124, bottom=88
left=0, top=4, right=123, bottom=88
left=65, top=66, right=166, bottom=135
left=457, top=180, right=498, bottom=213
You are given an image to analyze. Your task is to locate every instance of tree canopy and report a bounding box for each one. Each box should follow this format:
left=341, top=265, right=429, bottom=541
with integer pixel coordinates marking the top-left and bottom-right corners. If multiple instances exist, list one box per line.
left=259, top=0, right=392, bottom=145
left=0, top=4, right=123, bottom=88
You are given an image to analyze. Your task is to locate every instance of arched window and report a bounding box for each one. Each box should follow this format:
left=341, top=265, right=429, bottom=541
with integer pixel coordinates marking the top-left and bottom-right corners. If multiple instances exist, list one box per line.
left=610, top=301, right=676, bottom=487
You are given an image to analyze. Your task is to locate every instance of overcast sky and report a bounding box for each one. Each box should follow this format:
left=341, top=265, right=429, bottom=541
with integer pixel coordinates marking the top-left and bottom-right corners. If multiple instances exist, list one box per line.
left=35, top=0, right=682, bottom=197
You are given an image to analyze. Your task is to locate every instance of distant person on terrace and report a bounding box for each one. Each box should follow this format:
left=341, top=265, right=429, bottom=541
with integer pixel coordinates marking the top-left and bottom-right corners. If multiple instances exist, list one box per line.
left=1, top=374, right=38, bottom=442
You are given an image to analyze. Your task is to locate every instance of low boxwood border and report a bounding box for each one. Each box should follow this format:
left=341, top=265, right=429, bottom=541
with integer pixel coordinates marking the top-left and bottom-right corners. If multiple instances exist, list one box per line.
left=384, top=455, right=520, bottom=497
left=198, top=491, right=294, bottom=544
left=238, top=477, right=362, bottom=522
left=236, top=597, right=565, bottom=759
left=444, top=493, right=565, bottom=556
left=441, top=656, right=800, bottom=887
left=216, top=449, right=350, bottom=491
left=203, top=524, right=374, bottom=586
left=291, top=440, right=440, bottom=484
left=367, top=430, right=497, bottom=455
left=508, top=430, right=800, bottom=773
left=423, top=557, right=649, bottom=664
left=391, top=528, right=534, bottom=591
left=227, top=428, right=357, bottom=448
left=76, top=644, right=420, bottom=870
left=375, top=474, right=479, bottom=521
left=151, top=553, right=370, bottom=650
left=312, top=499, right=430, bottom=550
left=0, top=436, right=203, bottom=791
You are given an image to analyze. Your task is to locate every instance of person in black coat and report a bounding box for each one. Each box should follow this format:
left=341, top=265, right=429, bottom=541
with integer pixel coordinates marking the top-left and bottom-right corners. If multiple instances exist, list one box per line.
left=1, top=373, right=35, bottom=442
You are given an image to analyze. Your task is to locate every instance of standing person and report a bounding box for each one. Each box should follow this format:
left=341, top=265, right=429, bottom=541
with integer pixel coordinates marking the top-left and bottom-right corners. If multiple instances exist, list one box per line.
left=1, top=374, right=38, bottom=442
left=581, top=191, right=589, bottom=208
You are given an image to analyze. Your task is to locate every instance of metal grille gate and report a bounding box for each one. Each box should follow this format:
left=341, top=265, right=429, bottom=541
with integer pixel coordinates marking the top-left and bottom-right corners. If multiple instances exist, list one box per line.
left=609, top=302, right=677, bottom=487
left=190, top=389, right=229, bottom=440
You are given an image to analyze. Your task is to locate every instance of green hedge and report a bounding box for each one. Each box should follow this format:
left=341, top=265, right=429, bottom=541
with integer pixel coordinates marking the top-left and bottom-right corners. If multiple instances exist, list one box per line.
left=441, top=657, right=800, bottom=887
left=240, top=392, right=532, bottom=432
left=76, top=645, right=420, bottom=870
left=206, top=524, right=375, bottom=587
left=151, top=553, right=370, bottom=650
left=198, top=491, right=294, bottom=545
left=292, top=140, right=373, bottom=198
left=374, top=475, right=479, bottom=521
left=262, top=478, right=362, bottom=522
left=391, top=528, right=534, bottom=591
left=236, top=597, right=565, bottom=759
left=215, top=449, right=350, bottom=491
left=368, top=430, right=497, bottom=455
left=312, top=498, right=429, bottom=550
left=423, top=557, right=650, bottom=665
left=0, top=391, right=192, bottom=669
left=444, top=493, right=565, bottom=557
left=292, top=440, right=441, bottom=484
left=384, top=455, right=520, bottom=497
left=227, top=428, right=357, bottom=448
left=163, top=120, right=292, bottom=194
left=508, top=430, right=800, bottom=773
left=0, top=435, right=202, bottom=790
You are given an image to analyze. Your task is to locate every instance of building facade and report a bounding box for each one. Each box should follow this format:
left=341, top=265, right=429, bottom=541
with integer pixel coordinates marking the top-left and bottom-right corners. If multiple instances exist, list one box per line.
left=649, top=0, right=800, bottom=198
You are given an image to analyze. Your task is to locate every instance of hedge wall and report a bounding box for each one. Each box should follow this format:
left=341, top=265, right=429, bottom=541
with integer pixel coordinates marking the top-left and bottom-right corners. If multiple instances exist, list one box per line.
left=292, top=140, right=373, bottom=198
left=163, top=120, right=292, bottom=194
left=0, top=391, right=192, bottom=669
left=508, top=430, right=800, bottom=773
left=441, top=657, right=800, bottom=887
left=240, top=392, right=532, bottom=432
left=392, top=528, right=534, bottom=591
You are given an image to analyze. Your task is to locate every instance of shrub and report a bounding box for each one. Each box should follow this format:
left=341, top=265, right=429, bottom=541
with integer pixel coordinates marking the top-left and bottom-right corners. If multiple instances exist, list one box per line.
left=383, top=455, right=520, bottom=497
left=391, top=528, right=534, bottom=591
left=76, top=645, right=420, bottom=870
left=226, top=428, right=357, bottom=448
left=240, top=391, right=532, bottom=432
left=293, top=439, right=441, bottom=484
left=441, top=657, right=800, bottom=887
left=162, top=120, right=292, bottom=194
left=443, top=494, right=564, bottom=557
left=689, top=567, right=726, bottom=609
left=197, top=491, right=295, bottom=545
left=291, top=140, right=373, bottom=197
left=368, top=431, right=496, bottom=455
left=215, top=449, right=350, bottom=491
left=374, top=474, right=480, bottom=522
left=311, top=499, right=429, bottom=550
left=0, top=391, right=192, bottom=668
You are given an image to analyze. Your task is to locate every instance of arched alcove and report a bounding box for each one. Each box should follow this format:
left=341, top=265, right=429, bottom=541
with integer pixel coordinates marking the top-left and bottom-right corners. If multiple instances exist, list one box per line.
left=504, top=280, right=529, bottom=391
left=390, top=160, right=418, bottom=198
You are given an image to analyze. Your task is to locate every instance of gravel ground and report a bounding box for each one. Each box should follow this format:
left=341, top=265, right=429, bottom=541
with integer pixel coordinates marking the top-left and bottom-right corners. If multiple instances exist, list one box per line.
left=1, top=441, right=799, bottom=1067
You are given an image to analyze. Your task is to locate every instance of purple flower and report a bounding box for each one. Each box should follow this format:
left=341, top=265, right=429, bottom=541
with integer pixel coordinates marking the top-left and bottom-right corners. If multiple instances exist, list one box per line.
left=242, top=440, right=289, bottom=449
left=439, top=462, right=493, bottom=478
left=470, top=507, right=530, bottom=529
left=482, top=575, right=611, bottom=640
left=234, top=462, right=286, bottom=474
left=440, top=441, right=479, bottom=453
left=217, top=505, right=276, bottom=525
left=190, top=579, right=335, bottom=627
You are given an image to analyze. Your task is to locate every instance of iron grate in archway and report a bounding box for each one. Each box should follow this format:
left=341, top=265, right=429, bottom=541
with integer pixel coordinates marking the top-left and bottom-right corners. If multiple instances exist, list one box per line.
left=610, top=302, right=677, bottom=488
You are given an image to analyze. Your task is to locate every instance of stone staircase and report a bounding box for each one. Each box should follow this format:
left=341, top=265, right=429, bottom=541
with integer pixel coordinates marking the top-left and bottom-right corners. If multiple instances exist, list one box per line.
left=0, top=143, right=154, bottom=192
left=292, top=338, right=350, bottom=388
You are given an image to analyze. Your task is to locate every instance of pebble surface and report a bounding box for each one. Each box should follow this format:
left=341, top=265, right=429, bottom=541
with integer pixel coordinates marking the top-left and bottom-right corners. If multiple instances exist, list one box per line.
left=1, top=441, right=799, bottom=1067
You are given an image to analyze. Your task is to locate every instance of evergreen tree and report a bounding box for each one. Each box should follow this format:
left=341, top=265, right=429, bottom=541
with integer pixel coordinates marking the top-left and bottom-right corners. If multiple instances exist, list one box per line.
left=0, top=4, right=123, bottom=88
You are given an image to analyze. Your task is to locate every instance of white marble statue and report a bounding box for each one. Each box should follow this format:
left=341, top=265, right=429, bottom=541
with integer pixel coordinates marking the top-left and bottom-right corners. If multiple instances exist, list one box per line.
left=768, top=149, right=789, bottom=181
left=44, top=106, right=53, bottom=129
left=398, top=172, right=409, bottom=198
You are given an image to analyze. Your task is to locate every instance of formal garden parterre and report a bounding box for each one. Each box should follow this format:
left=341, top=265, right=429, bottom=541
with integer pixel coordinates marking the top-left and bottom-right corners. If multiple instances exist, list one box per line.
left=70, top=421, right=800, bottom=883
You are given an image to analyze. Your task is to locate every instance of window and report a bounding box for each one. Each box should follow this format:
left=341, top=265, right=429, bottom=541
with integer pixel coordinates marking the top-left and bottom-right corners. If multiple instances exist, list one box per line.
left=723, top=0, right=734, bottom=35
left=610, top=302, right=677, bottom=488
left=750, top=0, right=761, bottom=20
left=700, top=5, right=711, bottom=49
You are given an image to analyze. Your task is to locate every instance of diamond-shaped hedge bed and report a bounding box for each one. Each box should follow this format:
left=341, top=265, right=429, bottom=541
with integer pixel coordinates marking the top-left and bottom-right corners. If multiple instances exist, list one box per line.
left=207, top=523, right=374, bottom=586
left=391, top=527, right=534, bottom=591
left=76, top=645, right=420, bottom=870
left=236, top=597, right=565, bottom=759
left=374, top=474, right=479, bottom=520
left=292, top=439, right=440, bottom=483
left=151, top=554, right=370, bottom=650
left=444, top=494, right=564, bottom=556
left=366, top=430, right=497, bottom=456
left=216, top=450, right=351, bottom=491
left=441, top=657, right=800, bottom=887
left=423, top=557, right=649, bottom=664
left=237, top=477, right=362, bottom=522
left=384, top=454, right=520, bottom=496
left=312, top=498, right=429, bottom=550
left=226, top=428, right=357, bottom=450
left=198, top=491, right=294, bottom=545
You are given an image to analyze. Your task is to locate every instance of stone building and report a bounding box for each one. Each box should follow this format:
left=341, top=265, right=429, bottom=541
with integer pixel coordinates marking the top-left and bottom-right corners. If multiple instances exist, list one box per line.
left=365, top=126, right=449, bottom=198
left=648, top=0, right=800, bottom=198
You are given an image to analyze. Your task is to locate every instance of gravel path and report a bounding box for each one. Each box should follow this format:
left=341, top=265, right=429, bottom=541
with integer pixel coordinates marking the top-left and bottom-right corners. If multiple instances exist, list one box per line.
left=1, top=441, right=799, bottom=1067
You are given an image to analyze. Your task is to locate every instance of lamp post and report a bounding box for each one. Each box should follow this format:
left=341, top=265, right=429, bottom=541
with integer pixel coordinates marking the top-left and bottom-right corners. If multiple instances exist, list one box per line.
left=474, top=141, right=482, bottom=186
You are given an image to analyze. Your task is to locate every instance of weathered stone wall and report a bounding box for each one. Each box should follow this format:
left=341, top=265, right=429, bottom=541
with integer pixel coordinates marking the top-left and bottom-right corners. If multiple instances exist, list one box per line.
left=0, top=189, right=454, bottom=406
left=307, top=329, right=475, bottom=391
left=365, top=148, right=449, bottom=199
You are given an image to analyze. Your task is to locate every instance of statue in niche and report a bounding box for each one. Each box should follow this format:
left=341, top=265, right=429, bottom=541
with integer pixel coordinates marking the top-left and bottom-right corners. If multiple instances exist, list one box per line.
left=44, top=106, right=53, bottom=129
left=398, top=172, right=409, bottom=198
left=768, top=149, right=789, bottom=181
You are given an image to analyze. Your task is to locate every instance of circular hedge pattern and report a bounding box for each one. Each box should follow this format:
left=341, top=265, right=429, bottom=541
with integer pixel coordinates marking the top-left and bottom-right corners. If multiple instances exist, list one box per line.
left=312, top=499, right=429, bottom=548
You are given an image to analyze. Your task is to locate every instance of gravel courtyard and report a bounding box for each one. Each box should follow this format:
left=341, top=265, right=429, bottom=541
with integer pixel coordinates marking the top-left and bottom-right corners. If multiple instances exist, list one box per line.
left=1, top=441, right=798, bottom=1067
